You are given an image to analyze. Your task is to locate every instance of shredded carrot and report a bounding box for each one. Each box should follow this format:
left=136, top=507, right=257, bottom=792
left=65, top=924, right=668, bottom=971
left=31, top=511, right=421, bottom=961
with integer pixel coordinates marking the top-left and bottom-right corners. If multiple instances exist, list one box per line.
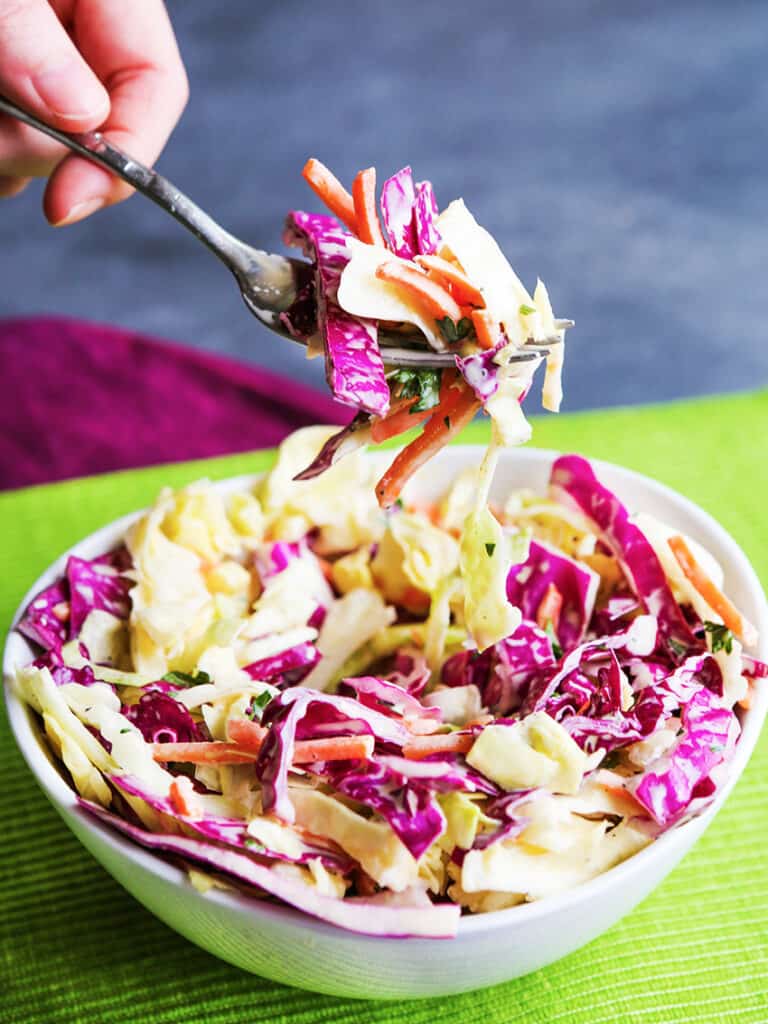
left=370, top=394, right=432, bottom=444
left=403, top=732, right=475, bottom=760
left=352, top=167, right=388, bottom=247
left=315, top=556, right=335, bottom=584
left=375, top=260, right=463, bottom=324
left=376, top=384, right=481, bottom=508
left=415, top=254, right=485, bottom=308
left=371, top=370, right=459, bottom=445
left=168, top=776, right=200, bottom=817
left=400, top=584, right=431, bottom=615
left=153, top=742, right=258, bottom=765
left=153, top=734, right=374, bottom=766
left=536, top=582, right=564, bottom=631
left=667, top=535, right=758, bottom=646
left=470, top=309, right=501, bottom=350
left=738, top=684, right=754, bottom=711
left=302, top=158, right=358, bottom=233
left=226, top=718, right=268, bottom=751
left=293, top=735, right=374, bottom=763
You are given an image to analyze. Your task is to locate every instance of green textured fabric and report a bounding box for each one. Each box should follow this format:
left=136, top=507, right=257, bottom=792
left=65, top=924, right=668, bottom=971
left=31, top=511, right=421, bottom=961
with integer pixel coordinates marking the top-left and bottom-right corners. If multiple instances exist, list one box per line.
left=2, top=391, right=767, bottom=1024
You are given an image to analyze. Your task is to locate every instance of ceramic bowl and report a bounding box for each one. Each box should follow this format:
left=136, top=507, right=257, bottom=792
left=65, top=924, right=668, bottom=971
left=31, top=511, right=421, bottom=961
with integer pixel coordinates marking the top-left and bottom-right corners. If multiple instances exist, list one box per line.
left=4, top=446, right=767, bottom=999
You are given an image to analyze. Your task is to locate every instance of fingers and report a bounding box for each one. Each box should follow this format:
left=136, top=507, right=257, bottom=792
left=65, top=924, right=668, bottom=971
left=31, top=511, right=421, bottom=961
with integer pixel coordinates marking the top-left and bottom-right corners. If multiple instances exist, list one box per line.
left=0, top=114, right=66, bottom=177
left=0, top=0, right=110, bottom=130
left=0, top=173, right=31, bottom=197
left=44, top=0, right=188, bottom=225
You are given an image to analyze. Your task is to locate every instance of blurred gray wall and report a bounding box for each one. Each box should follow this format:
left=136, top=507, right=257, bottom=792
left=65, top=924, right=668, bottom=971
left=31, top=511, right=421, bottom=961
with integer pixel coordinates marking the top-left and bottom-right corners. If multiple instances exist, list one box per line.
left=1, top=0, right=766, bottom=410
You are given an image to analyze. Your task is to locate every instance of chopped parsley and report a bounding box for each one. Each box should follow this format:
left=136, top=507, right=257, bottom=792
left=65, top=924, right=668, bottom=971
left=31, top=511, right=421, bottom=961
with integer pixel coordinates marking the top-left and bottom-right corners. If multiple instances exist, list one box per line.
left=394, top=497, right=405, bottom=510
left=484, top=542, right=496, bottom=557
left=246, top=691, right=273, bottom=721
left=161, top=669, right=212, bottom=688
left=436, top=316, right=475, bottom=345
left=709, top=742, right=725, bottom=754
left=389, top=367, right=442, bottom=412
left=544, top=619, right=563, bottom=659
left=518, top=303, right=537, bottom=317
left=119, top=728, right=131, bottom=734
left=244, top=838, right=266, bottom=852
left=703, top=620, right=734, bottom=655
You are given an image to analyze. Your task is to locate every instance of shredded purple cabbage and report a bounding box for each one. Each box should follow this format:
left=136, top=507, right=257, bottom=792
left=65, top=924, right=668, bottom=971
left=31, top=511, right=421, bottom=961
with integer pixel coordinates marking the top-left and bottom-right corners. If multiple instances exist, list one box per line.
left=123, top=693, right=204, bottom=745
left=381, top=166, right=417, bottom=259
left=507, top=539, right=599, bottom=653
left=284, top=211, right=389, bottom=417
left=414, top=180, right=441, bottom=255
left=550, top=455, right=698, bottom=659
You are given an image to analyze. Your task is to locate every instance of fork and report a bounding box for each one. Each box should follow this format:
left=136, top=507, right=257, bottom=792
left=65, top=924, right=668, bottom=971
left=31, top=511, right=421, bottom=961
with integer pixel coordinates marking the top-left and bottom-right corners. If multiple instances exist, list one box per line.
left=0, top=93, right=571, bottom=369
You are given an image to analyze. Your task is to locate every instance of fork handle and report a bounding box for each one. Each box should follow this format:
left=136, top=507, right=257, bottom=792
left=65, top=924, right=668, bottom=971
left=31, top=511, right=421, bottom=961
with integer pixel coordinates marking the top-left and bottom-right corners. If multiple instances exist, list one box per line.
left=0, top=93, right=260, bottom=276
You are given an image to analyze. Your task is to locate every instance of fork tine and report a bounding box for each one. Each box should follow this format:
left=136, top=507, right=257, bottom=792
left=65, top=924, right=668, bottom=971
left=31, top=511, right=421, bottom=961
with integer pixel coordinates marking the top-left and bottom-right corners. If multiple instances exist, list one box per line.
left=382, top=348, right=547, bottom=368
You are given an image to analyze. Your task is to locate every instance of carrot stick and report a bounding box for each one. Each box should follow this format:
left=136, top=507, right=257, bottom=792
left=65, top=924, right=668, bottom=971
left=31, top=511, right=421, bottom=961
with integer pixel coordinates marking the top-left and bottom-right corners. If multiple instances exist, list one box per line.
left=168, top=776, right=201, bottom=817
left=302, top=158, right=358, bottom=233
left=370, top=395, right=432, bottom=443
left=371, top=368, right=459, bottom=444
left=226, top=719, right=268, bottom=751
left=668, top=535, right=758, bottom=646
left=352, top=167, right=388, bottom=247
left=153, top=735, right=375, bottom=766
left=536, top=582, right=564, bottom=631
left=738, top=682, right=754, bottom=711
left=403, top=732, right=475, bottom=760
left=376, top=386, right=481, bottom=508
left=375, top=261, right=464, bottom=323
left=471, top=309, right=501, bottom=350
left=293, top=735, right=374, bottom=763
left=153, top=742, right=259, bottom=765
left=415, top=254, right=485, bottom=308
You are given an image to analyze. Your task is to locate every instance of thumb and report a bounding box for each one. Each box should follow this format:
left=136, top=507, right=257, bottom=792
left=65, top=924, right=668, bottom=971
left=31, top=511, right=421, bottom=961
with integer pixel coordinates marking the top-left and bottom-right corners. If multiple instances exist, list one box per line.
left=0, top=0, right=109, bottom=131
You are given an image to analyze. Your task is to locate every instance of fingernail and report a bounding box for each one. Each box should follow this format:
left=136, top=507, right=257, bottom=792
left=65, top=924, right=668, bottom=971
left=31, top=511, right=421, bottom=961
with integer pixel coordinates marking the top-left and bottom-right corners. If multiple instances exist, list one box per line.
left=32, top=61, right=109, bottom=122
left=52, top=197, right=105, bottom=227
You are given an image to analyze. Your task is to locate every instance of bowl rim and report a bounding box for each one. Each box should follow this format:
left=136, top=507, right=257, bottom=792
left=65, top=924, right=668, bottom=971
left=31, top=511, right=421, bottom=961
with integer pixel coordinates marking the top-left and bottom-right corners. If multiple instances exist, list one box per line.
left=4, top=444, right=767, bottom=941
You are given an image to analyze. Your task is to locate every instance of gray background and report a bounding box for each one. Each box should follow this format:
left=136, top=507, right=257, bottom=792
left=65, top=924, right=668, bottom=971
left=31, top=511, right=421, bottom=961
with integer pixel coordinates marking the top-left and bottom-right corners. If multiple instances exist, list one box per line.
left=1, top=0, right=766, bottom=411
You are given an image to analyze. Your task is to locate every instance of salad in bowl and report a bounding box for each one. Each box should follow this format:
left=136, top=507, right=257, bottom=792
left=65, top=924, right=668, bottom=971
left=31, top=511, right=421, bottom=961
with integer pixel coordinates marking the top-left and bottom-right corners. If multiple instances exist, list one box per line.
left=10, top=427, right=765, bottom=940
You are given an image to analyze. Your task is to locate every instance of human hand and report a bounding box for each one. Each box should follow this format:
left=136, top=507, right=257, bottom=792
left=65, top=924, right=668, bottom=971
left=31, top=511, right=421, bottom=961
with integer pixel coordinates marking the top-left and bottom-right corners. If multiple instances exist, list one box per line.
left=0, top=0, right=188, bottom=224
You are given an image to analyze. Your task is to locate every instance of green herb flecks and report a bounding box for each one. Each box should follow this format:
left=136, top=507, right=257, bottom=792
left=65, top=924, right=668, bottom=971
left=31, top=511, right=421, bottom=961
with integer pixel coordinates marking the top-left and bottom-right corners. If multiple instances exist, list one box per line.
left=246, top=691, right=273, bottom=722
left=390, top=367, right=443, bottom=412
left=703, top=620, right=734, bottom=655
left=436, top=316, right=475, bottom=345
left=519, top=303, right=537, bottom=317
left=484, top=542, right=496, bottom=557
left=161, top=669, right=212, bottom=688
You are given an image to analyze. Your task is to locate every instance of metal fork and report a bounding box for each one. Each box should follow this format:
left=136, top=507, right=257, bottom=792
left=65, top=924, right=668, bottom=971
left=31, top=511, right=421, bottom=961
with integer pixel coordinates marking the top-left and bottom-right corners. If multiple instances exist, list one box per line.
left=0, top=93, right=571, bottom=369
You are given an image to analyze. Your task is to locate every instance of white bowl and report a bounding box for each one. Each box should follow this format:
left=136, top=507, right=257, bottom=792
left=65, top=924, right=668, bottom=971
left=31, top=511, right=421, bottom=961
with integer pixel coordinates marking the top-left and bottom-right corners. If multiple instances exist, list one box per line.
left=4, top=446, right=767, bottom=1000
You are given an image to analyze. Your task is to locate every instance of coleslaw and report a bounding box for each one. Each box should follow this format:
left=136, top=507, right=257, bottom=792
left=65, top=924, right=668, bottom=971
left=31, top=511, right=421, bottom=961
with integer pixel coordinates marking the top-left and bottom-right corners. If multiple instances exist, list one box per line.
left=13, top=433, right=763, bottom=938
left=282, top=159, right=570, bottom=506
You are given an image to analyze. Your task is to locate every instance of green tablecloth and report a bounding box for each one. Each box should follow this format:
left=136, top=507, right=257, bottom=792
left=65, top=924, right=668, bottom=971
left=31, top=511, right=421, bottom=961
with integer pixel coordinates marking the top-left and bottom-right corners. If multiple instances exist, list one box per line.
left=2, top=392, right=767, bottom=1023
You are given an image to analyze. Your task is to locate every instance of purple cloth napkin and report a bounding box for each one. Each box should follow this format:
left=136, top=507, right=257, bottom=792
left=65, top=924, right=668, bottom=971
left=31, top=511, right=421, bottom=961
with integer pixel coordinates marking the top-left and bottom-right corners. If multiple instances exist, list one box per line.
left=1, top=317, right=347, bottom=490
